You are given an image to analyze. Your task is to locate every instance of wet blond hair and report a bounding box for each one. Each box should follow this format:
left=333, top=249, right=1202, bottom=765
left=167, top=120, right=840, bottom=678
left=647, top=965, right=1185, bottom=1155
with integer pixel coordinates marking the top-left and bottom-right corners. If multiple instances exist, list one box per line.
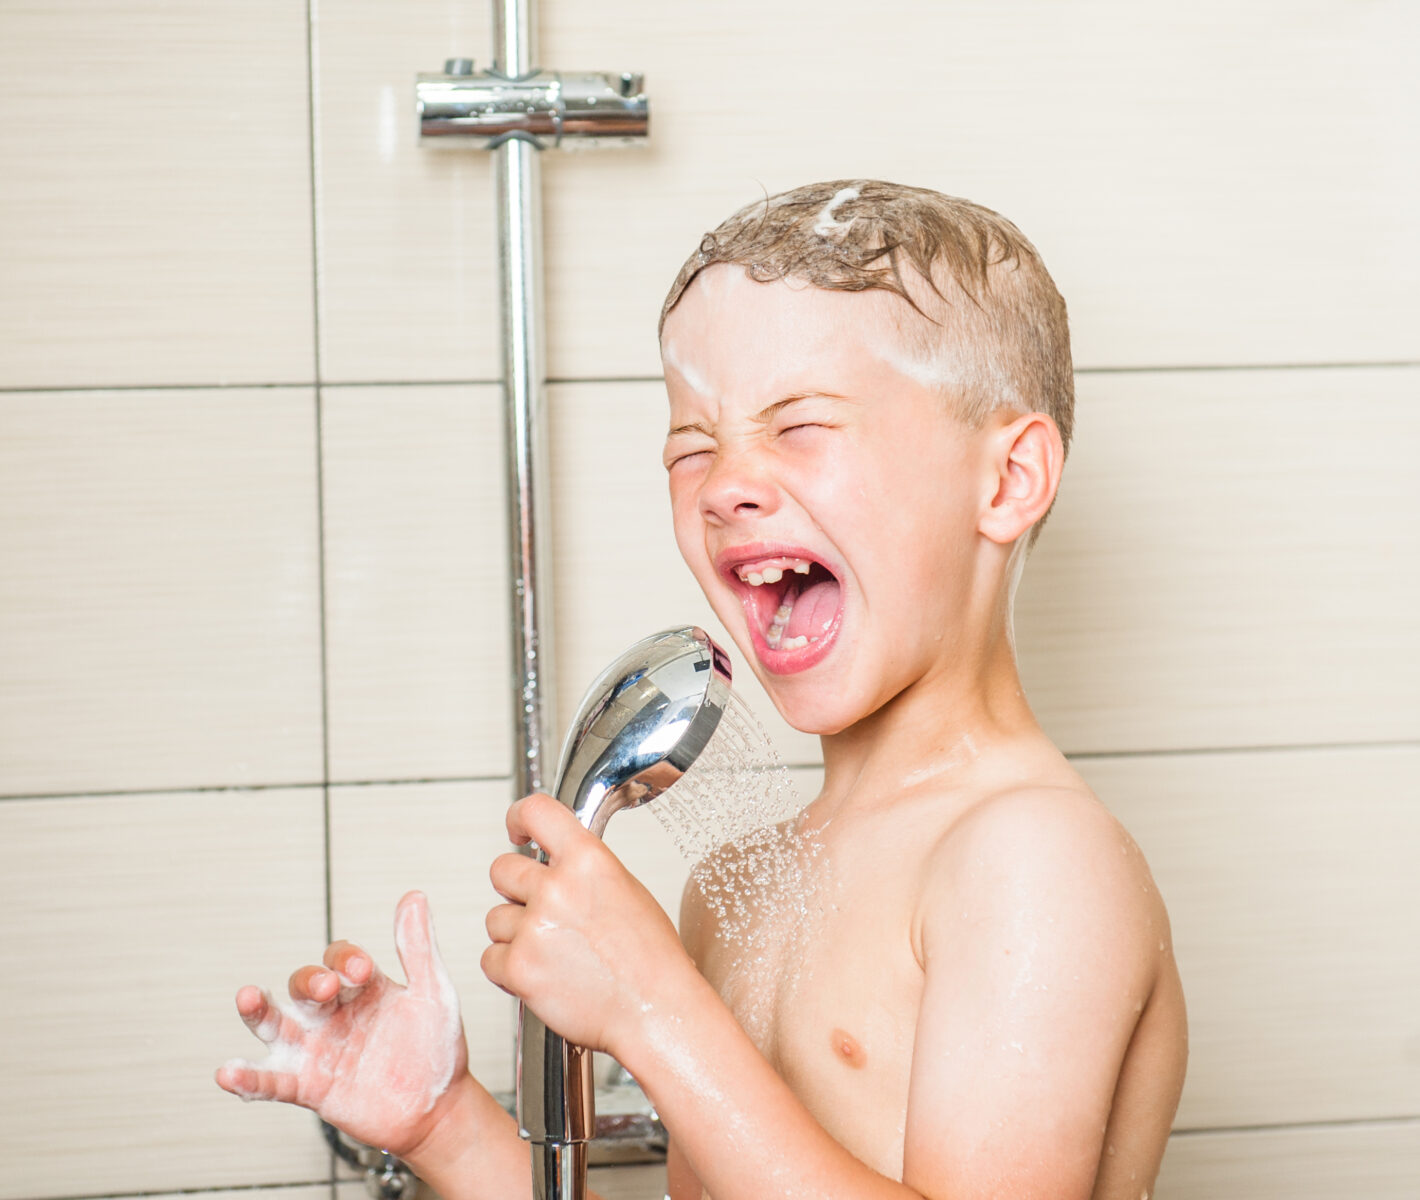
left=660, top=180, right=1075, bottom=478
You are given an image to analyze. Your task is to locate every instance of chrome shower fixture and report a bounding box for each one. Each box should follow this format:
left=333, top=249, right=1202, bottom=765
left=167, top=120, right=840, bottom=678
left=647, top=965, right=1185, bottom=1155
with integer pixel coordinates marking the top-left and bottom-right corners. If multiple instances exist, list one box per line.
left=518, top=626, right=732, bottom=1200
left=417, top=61, right=649, bottom=149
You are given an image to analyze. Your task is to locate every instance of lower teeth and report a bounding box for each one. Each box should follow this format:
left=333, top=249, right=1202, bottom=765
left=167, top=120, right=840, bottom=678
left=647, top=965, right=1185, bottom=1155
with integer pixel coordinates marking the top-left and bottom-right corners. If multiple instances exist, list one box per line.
left=765, top=585, right=798, bottom=649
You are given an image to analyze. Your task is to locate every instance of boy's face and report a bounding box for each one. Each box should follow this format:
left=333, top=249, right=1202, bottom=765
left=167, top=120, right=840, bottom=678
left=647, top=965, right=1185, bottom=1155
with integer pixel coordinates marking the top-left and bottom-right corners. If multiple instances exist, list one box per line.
left=660, top=265, right=997, bottom=735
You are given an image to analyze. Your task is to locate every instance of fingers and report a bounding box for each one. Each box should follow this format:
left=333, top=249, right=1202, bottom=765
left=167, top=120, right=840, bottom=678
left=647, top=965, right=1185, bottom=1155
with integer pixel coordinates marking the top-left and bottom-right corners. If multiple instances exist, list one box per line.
left=288, top=965, right=340, bottom=1006
left=489, top=850, right=543, bottom=904
left=237, top=987, right=285, bottom=1044
left=321, top=940, right=376, bottom=987
left=506, top=792, right=586, bottom=861
left=393, top=889, right=451, bottom=997
left=484, top=901, right=524, bottom=944
left=215, top=1058, right=303, bottom=1105
left=479, top=941, right=516, bottom=998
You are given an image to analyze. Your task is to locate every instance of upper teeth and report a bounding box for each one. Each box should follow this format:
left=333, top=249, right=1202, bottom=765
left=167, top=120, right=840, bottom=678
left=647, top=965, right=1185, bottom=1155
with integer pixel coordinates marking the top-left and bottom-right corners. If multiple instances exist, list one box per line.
left=738, top=558, right=813, bottom=585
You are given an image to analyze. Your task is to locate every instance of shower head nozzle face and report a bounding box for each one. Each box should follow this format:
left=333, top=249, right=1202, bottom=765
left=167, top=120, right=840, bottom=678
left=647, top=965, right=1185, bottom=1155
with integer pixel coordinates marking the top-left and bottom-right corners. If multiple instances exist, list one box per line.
left=554, top=626, right=733, bottom=839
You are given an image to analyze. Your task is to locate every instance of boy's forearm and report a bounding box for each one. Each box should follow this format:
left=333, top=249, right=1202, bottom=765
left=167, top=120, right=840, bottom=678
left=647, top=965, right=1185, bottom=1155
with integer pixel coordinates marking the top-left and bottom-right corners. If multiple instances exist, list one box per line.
left=399, top=1072, right=531, bottom=1200
left=400, top=1071, right=617, bottom=1200
left=618, top=972, right=924, bottom=1200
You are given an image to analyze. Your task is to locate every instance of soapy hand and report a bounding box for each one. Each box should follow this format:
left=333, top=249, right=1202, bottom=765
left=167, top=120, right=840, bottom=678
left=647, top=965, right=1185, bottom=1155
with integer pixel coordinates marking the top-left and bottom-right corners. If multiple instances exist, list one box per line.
left=215, top=890, right=470, bottom=1157
left=482, top=793, right=694, bottom=1058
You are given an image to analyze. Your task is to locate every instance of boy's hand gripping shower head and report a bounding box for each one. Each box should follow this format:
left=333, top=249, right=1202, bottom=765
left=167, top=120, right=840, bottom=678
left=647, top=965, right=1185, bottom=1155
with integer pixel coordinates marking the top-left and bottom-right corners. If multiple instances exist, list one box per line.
left=517, top=625, right=733, bottom=1200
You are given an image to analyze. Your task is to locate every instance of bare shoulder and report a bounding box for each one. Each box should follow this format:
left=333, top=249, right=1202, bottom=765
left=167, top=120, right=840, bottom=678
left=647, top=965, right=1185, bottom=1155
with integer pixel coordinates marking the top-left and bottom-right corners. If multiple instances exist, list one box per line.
left=915, top=780, right=1171, bottom=994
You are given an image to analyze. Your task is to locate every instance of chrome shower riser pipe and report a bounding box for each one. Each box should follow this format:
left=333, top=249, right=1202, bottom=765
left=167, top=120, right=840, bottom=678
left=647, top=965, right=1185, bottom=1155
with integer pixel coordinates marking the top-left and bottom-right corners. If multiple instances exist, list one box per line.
left=493, top=0, right=556, bottom=803
left=494, top=0, right=535, bottom=79
left=496, top=134, right=557, bottom=800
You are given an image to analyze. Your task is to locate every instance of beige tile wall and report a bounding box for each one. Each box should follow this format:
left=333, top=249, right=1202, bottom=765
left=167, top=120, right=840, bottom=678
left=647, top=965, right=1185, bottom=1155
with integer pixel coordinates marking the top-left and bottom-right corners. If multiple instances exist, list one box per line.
left=0, top=390, right=325, bottom=796
left=321, top=385, right=510, bottom=783
left=2, top=0, right=1416, bottom=1197
left=0, top=2, right=316, bottom=388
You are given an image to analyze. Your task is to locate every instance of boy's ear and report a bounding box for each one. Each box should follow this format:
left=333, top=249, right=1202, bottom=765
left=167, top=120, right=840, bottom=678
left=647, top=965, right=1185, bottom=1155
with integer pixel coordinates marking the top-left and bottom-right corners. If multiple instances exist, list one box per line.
left=978, top=412, right=1064, bottom=545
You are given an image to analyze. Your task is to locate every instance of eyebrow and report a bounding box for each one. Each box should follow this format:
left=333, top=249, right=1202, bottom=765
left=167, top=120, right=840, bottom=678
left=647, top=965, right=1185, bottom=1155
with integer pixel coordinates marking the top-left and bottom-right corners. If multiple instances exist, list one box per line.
left=665, top=420, right=713, bottom=439
left=665, top=393, right=848, bottom=439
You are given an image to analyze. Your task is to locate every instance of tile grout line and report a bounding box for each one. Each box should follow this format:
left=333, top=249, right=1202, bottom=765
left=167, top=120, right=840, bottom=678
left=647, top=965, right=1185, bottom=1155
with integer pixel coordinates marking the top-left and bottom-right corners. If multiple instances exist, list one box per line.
left=302, top=0, right=338, bottom=1190
left=31, top=1116, right=1420, bottom=1200
left=301, top=0, right=333, bottom=948
left=2, top=738, right=1417, bottom=804
left=34, top=1182, right=333, bottom=1200
left=0, top=774, right=516, bottom=803
left=1170, top=1114, right=1420, bottom=1138
left=1063, top=738, right=1420, bottom=763
left=2, top=360, right=1419, bottom=396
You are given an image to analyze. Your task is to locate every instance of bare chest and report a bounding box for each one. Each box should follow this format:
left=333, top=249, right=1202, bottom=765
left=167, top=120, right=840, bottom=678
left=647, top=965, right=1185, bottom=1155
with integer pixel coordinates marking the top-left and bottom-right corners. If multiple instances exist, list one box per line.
left=693, top=844, right=924, bottom=1177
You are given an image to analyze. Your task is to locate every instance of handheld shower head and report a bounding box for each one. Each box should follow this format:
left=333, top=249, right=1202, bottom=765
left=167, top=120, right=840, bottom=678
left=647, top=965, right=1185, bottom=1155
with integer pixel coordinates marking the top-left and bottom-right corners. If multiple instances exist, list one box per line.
left=518, top=626, right=733, bottom=1200
left=554, top=626, right=734, bottom=837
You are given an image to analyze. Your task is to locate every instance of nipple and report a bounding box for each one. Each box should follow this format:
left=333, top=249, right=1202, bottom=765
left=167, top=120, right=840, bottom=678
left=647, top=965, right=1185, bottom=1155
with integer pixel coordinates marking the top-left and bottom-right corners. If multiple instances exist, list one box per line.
left=831, top=1027, right=867, bottom=1069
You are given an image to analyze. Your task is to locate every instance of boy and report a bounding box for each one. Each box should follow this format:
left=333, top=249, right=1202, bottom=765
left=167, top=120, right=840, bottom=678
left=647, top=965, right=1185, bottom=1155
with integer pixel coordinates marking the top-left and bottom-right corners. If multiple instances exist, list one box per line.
left=217, top=180, right=1188, bottom=1200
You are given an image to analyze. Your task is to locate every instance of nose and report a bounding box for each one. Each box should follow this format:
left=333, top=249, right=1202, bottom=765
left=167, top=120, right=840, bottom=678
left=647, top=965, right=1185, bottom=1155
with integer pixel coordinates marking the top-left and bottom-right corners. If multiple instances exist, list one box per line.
left=697, top=444, right=781, bottom=526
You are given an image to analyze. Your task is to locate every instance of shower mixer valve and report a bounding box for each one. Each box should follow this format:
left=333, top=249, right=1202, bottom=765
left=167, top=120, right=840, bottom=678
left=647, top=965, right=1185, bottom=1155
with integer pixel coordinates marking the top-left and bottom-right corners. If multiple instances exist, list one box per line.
left=416, top=61, right=649, bottom=149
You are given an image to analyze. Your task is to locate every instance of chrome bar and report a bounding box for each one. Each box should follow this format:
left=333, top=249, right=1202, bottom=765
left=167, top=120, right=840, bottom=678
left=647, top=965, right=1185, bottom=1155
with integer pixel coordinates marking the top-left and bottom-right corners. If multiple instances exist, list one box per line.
left=493, top=0, right=535, bottom=80
left=495, top=134, right=557, bottom=801
left=492, top=0, right=556, bottom=803
left=532, top=1142, right=588, bottom=1200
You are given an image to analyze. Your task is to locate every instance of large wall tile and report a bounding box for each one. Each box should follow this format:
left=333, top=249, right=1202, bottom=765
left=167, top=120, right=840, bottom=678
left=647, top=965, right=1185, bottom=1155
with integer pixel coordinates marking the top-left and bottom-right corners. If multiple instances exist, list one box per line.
left=328, top=781, right=519, bottom=1093
left=535, top=0, right=1419, bottom=379
left=1018, top=366, right=1420, bottom=754
left=322, top=385, right=510, bottom=782
left=1157, top=1121, right=1420, bottom=1200
left=0, top=789, right=330, bottom=1199
left=1084, top=745, right=1420, bottom=1129
left=314, top=1, right=498, bottom=383
left=0, top=2, right=315, bottom=388
left=0, top=390, right=324, bottom=796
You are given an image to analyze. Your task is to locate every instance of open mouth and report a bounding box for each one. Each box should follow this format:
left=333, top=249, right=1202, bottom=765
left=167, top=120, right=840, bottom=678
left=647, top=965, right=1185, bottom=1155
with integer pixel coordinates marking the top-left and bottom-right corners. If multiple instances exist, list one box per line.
left=720, top=549, right=844, bottom=668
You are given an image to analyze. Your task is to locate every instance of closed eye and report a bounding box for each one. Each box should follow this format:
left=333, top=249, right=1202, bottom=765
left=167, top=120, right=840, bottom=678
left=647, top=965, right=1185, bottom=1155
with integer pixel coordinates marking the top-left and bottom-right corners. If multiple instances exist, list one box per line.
left=665, top=446, right=714, bottom=470
left=776, top=422, right=829, bottom=440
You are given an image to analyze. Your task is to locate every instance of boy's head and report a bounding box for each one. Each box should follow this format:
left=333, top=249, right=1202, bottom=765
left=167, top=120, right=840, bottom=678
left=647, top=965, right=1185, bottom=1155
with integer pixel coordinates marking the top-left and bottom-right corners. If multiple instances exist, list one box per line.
left=661, top=180, right=1073, bottom=479
left=657, top=181, right=1072, bottom=735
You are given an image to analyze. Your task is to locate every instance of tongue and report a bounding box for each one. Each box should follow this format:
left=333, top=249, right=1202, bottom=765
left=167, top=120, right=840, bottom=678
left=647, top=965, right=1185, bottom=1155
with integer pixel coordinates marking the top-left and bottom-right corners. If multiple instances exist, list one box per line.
left=784, top=578, right=840, bottom=640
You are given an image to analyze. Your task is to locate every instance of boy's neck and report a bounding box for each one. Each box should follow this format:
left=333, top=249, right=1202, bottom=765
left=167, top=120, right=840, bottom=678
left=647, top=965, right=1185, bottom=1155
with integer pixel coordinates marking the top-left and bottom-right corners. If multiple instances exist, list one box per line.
left=815, top=619, right=1044, bottom=815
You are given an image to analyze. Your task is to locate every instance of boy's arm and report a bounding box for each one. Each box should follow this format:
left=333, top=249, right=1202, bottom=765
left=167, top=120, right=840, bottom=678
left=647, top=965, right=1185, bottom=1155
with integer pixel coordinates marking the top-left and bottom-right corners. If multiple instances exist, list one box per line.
left=216, top=891, right=562, bottom=1200
left=900, top=788, right=1165, bottom=1199
left=490, top=792, right=1163, bottom=1200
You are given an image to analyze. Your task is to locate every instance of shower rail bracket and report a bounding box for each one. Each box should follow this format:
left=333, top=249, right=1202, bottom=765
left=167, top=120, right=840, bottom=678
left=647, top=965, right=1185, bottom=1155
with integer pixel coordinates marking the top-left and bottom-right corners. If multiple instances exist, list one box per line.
left=416, top=61, right=649, bottom=149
